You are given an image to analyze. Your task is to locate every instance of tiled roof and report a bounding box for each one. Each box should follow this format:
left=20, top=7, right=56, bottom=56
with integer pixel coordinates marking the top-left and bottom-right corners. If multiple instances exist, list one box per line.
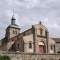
left=52, top=38, right=60, bottom=43
left=6, top=24, right=20, bottom=29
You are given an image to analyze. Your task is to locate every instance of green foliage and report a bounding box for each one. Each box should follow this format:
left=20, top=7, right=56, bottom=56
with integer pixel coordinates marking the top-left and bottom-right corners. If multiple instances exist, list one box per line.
left=0, top=55, right=11, bottom=60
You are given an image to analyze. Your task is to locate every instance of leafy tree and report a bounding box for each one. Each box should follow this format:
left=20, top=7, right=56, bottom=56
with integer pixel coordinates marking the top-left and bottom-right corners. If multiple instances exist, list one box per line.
left=0, top=55, right=11, bottom=60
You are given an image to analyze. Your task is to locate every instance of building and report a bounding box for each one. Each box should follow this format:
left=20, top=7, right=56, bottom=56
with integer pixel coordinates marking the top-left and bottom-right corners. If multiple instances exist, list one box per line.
left=0, top=15, right=60, bottom=54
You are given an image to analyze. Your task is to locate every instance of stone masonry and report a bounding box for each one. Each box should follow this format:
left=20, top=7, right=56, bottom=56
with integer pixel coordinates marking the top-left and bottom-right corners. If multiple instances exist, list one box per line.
left=1, top=52, right=60, bottom=60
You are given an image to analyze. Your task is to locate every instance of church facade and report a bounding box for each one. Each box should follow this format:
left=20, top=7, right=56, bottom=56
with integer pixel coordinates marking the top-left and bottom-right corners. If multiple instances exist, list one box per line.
left=0, top=15, right=60, bottom=54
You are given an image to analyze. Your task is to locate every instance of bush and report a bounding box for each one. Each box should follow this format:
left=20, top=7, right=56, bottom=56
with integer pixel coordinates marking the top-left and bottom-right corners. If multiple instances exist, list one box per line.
left=0, top=55, right=11, bottom=60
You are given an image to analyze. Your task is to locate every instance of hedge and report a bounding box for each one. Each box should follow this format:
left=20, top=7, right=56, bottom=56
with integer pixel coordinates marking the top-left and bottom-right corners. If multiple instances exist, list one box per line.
left=0, top=55, right=11, bottom=60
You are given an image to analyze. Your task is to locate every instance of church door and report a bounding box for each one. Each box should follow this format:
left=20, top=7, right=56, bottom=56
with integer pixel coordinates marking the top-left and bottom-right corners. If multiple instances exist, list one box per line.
left=39, top=45, right=45, bottom=53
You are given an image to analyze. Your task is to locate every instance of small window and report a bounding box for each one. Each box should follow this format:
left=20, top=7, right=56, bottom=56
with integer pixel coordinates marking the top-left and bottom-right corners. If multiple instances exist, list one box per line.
left=15, top=31, right=17, bottom=34
left=17, top=37, right=19, bottom=40
left=40, top=29, right=43, bottom=35
left=28, top=33, right=29, bottom=35
left=45, top=30, right=47, bottom=36
left=51, top=45, right=53, bottom=50
left=54, top=45, right=55, bottom=53
left=12, top=39, right=14, bottom=41
left=18, top=44, right=19, bottom=49
left=23, top=33, right=25, bottom=36
left=13, top=31, right=17, bottom=34
left=13, top=31, right=14, bottom=34
left=29, top=42, right=32, bottom=48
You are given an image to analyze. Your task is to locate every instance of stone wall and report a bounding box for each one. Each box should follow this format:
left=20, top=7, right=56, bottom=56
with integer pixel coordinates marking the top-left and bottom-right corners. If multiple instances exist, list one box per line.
left=1, top=52, right=60, bottom=60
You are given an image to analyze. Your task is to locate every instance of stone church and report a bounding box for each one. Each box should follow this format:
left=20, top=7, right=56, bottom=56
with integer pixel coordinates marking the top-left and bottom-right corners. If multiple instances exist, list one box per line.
left=0, top=15, right=60, bottom=54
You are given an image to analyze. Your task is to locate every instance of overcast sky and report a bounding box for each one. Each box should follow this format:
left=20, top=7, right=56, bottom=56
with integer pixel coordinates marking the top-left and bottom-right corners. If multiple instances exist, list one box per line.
left=0, top=0, right=60, bottom=39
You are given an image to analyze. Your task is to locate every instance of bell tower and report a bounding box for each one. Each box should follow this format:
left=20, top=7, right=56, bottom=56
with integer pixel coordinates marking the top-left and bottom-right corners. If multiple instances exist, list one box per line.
left=5, top=15, right=20, bottom=40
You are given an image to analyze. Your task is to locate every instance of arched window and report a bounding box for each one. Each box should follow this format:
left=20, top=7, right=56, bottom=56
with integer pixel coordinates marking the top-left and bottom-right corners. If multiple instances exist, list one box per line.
left=54, top=45, right=55, bottom=53
left=40, top=28, right=43, bottom=35
left=13, top=31, right=17, bottom=34
left=17, top=37, right=19, bottom=40
left=45, top=30, right=47, bottom=36
left=15, top=31, right=17, bottom=34
left=29, top=42, right=32, bottom=48
left=12, top=39, right=14, bottom=41
left=13, top=31, right=14, bottom=34
left=23, top=33, right=25, bottom=36
left=51, top=45, right=53, bottom=50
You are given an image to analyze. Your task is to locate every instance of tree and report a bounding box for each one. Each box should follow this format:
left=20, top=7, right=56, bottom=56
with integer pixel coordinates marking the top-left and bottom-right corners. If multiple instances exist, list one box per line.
left=0, top=55, right=11, bottom=60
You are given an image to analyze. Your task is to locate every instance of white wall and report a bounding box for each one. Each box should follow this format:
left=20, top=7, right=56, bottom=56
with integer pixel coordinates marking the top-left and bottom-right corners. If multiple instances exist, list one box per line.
left=23, top=34, right=34, bottom=53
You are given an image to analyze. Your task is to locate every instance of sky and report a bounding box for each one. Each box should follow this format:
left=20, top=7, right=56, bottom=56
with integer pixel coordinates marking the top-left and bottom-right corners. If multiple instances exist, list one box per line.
left=0, top=0, right=60, bottom=39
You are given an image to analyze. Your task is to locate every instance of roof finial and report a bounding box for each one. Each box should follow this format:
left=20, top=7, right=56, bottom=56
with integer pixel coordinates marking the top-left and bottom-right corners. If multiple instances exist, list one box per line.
left=39, top=21, right=42, bottom=24
left=12, top=14, right=15, bottom=19
left=11, top=14, right=16, bottom=25
left=11, top=0, right=16, bottom=25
